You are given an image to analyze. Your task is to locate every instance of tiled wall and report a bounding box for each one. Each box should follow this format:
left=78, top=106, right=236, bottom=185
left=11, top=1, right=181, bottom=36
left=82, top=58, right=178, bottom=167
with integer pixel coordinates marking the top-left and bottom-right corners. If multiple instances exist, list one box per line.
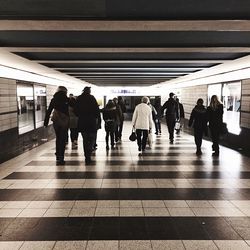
left=176, top=85, right=208, bottom=120
left=241, top=79, right=250, bottom=129
left=0, top=78, right=17, bottom=132
left=0, top=79, right=57, bottom=163
left=46, top=85, right=58, bottom=107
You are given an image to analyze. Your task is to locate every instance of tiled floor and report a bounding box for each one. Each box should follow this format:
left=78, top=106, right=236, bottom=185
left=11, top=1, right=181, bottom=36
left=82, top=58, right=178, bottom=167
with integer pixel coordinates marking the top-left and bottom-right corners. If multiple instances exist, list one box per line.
left=1, top=121, right=250, bottom=249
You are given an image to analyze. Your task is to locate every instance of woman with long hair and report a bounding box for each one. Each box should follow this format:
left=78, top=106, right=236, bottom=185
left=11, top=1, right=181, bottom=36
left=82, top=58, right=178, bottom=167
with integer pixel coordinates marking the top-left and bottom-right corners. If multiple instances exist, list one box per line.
left=207, top=95, right=224, bottom=156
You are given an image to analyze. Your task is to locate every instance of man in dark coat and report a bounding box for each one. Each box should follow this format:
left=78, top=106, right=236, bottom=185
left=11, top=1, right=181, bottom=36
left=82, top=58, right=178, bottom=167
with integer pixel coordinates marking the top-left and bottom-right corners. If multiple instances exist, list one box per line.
left=74, top=87, right=100, bottom=164
left=161, top=92, right=179, bottom=143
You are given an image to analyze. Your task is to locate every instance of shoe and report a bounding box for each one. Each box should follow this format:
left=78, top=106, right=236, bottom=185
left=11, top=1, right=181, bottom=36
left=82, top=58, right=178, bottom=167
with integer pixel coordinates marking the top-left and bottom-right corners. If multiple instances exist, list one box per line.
left=170, top=140, right=174, bottom=144
left=155, top=132, right=158, bottom=135
left=56, top=160, right=65, bottom=166
left=212, top=152, right=219, bottom=156
left=85, top=157, right=92, bottom=165
left=196, top=150, right=202, bottom=156
left=138, top=146, right=142, bottom=152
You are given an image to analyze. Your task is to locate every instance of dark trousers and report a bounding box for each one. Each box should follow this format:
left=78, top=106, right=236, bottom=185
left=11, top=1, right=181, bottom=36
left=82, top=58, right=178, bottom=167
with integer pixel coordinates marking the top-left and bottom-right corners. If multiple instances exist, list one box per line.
left=136, top=129, right=148, bottom=151
left=118, top=120, right=124, bottom=139
left=210, top=127, right=220, bottom=153
left=154, top=119, right=161, bottom=134
left=70, top=128, right=78, bottom=142
left=106, top=131, right=115, bottom=147
left=115, top=124, right=119, bottom=142
left=81, top=132, right=96, bottom=160
left=166, top=118, right=176, bottom=141
left=194, top=129, right=203, bottom=149
left=53, top=123, right=68, bottom=160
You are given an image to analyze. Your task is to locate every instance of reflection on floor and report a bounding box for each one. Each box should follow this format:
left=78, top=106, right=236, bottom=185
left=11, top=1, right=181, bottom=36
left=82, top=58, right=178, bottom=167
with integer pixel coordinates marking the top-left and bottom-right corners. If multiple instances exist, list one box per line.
left=1, top=122, right=250, bottom=249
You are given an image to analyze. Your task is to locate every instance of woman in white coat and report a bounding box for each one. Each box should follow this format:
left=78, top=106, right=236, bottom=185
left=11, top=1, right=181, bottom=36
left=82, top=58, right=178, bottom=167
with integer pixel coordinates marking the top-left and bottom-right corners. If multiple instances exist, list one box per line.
left=132, top=96, right=153, bottom=152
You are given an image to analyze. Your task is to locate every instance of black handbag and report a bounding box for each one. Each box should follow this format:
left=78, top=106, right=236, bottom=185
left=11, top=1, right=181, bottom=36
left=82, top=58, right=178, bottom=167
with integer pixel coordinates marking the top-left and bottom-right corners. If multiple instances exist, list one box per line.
left=221, top=122, right=228, bottom=135
left=129, top=129, right=137, bottom=141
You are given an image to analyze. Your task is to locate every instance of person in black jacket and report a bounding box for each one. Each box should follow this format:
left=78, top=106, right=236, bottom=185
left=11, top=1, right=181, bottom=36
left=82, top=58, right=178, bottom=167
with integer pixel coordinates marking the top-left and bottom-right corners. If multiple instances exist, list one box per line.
left=117, top=96, right=126, bottom=140
left=161, top=92, right=179, bottom=143
left=154, top=96, right=162, bottom=135
left=188, top=98, right=208, bottom=155
left=44, top=86, right=69, bottom=165
left=113, top=97, right=123, bottom=143
left=74, top=87, right=100, bottom=165
left=102, top=100, right=117, bottom=150
left=207, top=95, right=224, bottom=156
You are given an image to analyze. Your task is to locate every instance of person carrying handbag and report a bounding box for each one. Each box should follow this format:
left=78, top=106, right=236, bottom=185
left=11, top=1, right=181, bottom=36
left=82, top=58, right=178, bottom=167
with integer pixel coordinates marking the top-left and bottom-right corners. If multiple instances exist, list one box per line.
left=132, top=96, right=153, bottom=153
left=44, top=86, right=69, bottom=165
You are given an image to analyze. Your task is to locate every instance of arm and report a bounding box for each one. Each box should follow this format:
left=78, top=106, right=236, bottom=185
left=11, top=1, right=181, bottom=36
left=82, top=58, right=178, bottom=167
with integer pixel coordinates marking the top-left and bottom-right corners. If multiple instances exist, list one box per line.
left=188, top=109, right=195, bottom=127
left=131, top=106, right=138, bottom=128
left=161, top=101, right=167, bottom=115
left=149, top=111, right=153, bottom=130
left=44, top=98, right=54, bottom=127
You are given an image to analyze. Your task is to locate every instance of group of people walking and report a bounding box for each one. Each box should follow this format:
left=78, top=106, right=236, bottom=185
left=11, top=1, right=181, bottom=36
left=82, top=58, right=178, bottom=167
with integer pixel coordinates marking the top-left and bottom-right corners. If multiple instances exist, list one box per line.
left=189, top=95, right=224, bottom=156
left=131, top=93, right=224, bottom=157
left=44, top=86, right=126, bottom=165
left=44, top=86, right=224, bottom=166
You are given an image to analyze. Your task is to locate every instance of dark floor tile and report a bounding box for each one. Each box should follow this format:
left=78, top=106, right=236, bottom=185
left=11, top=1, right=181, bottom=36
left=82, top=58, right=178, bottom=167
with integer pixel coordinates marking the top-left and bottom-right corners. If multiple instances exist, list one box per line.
left=2, top=188, right=250, bottom=201
left=160, top=189, right=203, bottom=200
left=183, top=171, right=232, bottom=179
left=145, top=217, right=179, bottom=240
left=173, top=217, right=210, bottom=240
left=0, top=218, right=13, bottom=234
left=225, top=217, right=250, bottom=228
left=196, top=217, right=241, bottom=240
left=89, top=217, right=119, bottom=240
left=98, top=189, right=120, bottom=200
left=220, top=189, right=250, bottom=200
left=231, top=227, right=250, bottom=240
left=119, top=189, right=162, bottom=200
left=136, top=160, right=181, bottom=166
left=5, top=170, right=243, bottom=180
left=26, top=161, right=82, bottom=166
left=197, top=189, right=225, bottom=200
left=0, top=218, right=41, bottom=241
left=120, top=217, right=148, bottom=240
left=0, top=189, right=37, bottom=201
left=4, top=172, right=44, bottom=179
left=75, top=189, right=102, bottom=200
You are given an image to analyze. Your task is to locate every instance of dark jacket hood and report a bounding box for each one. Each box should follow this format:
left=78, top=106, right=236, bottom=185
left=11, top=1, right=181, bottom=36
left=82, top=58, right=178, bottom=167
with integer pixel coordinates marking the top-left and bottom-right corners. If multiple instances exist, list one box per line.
left=194, top=105, right=206, bottom=113
left=53, top=90, right=67, bottom=100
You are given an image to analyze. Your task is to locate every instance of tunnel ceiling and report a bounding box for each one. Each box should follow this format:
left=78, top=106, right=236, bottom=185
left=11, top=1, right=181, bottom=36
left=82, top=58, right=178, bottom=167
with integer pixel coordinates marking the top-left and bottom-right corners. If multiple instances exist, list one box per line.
left=1, top=0, right=250, bottom=87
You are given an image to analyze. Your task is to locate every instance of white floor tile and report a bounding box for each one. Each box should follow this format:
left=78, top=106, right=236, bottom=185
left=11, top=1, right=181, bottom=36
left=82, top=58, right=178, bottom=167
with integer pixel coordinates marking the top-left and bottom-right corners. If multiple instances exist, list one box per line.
left=183, top=240, right=218, bottom=250
left=214, top=240, right=250, bottom=249
left=20, top=241, right=55, bottom=250
left=86, top=241, right=118, bottom=250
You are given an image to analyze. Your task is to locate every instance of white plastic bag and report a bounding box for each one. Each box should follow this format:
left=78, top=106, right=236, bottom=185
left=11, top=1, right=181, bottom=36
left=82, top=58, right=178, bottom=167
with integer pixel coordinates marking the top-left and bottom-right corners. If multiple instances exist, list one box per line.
left=175, top=122, right=181, bottom=130
left=147, top=132, right=153, bottom=148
